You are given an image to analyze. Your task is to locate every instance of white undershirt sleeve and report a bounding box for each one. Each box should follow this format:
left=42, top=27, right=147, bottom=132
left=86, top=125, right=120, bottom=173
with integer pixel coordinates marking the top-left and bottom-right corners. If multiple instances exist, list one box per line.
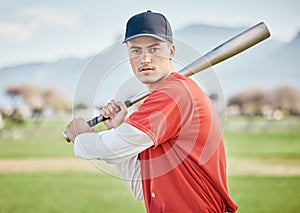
left=74, top=122, right=153, bottom=163
left=115, top=155, right=144, bottom=200
left=73, top=123, right=150, bottom=200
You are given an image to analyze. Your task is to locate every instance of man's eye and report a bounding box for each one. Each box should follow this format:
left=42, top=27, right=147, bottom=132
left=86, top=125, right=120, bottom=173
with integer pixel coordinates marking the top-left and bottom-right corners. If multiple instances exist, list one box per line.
left=131, top=49, right=141, bottom=54
left=150, top=47, right=159, bottom=52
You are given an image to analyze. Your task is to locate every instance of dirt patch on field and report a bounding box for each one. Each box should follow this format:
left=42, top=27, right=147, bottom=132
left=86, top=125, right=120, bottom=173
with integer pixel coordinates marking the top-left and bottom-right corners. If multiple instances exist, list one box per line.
left=0, top=157, right=300, bottom=176
left=227, top=157, right=300, bottom=176
left=0, top=158, right=99, bottom=173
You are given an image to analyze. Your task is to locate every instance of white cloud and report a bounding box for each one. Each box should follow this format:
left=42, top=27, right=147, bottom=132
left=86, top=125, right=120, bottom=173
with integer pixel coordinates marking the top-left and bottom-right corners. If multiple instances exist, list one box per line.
left=0, top=6, right=80, bottom=42
left=19, top=6, right=80, bottom=29
left=0, top=21, right=35, bottom=42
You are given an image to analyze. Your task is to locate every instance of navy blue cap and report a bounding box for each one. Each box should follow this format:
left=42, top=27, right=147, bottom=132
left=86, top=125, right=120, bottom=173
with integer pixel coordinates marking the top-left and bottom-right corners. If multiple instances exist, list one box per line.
left=123, top=10, right=173, bottom=43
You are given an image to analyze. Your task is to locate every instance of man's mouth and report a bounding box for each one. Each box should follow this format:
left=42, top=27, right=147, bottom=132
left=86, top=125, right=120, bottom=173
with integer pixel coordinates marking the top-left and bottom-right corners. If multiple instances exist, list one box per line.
left=138, top=66, right=155, bottom=72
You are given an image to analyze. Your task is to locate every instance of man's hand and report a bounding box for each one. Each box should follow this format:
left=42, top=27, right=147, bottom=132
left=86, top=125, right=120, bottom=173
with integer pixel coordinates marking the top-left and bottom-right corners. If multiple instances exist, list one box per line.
left=100, top=99, right=128, bottom=129
left=65, top=117, right=94, bottom=142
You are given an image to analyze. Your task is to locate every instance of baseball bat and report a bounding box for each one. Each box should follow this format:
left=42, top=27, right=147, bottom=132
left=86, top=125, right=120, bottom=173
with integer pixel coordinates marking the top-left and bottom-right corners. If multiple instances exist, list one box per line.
left=64, top=22, right=270, bottom=142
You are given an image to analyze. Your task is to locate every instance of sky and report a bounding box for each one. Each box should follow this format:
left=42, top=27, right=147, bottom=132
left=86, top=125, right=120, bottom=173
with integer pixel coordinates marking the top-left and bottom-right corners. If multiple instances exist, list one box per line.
left=0, top=0, right=299, bottom=68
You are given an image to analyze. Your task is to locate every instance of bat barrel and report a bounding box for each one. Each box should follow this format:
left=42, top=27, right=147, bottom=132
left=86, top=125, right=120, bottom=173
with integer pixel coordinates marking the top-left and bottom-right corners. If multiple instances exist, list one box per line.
left=178, top=22, right=270, bottom=77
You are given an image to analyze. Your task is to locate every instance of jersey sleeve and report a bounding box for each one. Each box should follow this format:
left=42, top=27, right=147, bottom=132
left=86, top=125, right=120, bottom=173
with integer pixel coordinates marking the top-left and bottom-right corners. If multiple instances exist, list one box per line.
left=126, top=82, right=193, bottom=147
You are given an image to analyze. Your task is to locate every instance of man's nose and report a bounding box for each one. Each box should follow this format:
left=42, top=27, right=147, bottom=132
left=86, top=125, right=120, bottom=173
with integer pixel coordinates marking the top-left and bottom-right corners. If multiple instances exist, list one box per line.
left=141, top=54, right=152, bottom=65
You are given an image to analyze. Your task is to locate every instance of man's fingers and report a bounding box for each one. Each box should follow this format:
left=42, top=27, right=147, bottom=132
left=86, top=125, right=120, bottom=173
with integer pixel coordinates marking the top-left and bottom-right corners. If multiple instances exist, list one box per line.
left=65, top=117, right=94, bottom=142
left=99, top=100, right=128, bottom=129
left=101, top=100, right=123, bottom=118
left=108, top=102, right=119, bottom=115
left=65, top=120, right=76, bottom=142
left=100, top=105, right=112, bottom=118
left=110, top=101, right=122, bottom=115
left=113, top=100, right=128, bottom=113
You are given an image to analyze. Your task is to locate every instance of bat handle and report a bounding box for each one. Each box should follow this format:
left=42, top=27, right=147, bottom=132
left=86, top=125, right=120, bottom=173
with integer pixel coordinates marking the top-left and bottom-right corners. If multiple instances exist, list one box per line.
left=63, top=131, right=71, bottom=142
left=63, top=100, right=132, bottom=142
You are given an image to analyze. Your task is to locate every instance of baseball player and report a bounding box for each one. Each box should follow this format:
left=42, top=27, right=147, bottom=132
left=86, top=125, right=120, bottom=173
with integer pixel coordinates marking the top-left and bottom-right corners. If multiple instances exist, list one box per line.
left=65, top=10, right=237, bottom=213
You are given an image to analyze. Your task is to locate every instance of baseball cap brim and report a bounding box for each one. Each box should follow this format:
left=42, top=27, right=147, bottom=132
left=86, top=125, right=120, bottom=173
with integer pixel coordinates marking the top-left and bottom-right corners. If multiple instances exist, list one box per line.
left=123, top=33, right=168, bottom=43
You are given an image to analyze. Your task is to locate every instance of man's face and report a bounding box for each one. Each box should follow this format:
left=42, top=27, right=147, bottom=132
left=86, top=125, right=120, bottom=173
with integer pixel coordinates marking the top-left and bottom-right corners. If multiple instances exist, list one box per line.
left=126, top=37, right=175, bottom=91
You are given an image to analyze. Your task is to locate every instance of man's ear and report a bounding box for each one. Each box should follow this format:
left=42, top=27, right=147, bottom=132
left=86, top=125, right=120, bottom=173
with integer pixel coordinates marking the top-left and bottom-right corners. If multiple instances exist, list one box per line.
left=169, top=44, right=175, bottom=59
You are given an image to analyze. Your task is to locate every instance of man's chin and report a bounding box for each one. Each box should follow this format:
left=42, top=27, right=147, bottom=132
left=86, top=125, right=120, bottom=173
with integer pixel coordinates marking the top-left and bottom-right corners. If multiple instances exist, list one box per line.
left=136, top=72, right=169, bottom=85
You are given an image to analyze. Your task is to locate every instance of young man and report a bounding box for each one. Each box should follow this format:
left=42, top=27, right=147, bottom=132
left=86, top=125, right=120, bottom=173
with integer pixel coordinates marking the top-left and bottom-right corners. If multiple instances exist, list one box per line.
left=65, top=10, right=237, bottom=213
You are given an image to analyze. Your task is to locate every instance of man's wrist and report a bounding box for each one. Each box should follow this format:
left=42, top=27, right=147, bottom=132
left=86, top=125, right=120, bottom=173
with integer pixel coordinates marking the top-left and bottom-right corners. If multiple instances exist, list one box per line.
left=93, top=123, right=108, bottom=132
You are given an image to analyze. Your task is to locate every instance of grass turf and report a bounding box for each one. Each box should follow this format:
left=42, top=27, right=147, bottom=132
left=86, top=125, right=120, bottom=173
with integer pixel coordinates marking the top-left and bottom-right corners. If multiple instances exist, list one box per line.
left=0, top=119, right=74, bottom=158
left=0, top=172, right=145, bottom=213
left=0, top=172, right=299, bottom=213
left=0, top=117, right=299, bottom=212
left=228, top=175, right=300, bottom=212
left=223, top=116, right=300, bottom=158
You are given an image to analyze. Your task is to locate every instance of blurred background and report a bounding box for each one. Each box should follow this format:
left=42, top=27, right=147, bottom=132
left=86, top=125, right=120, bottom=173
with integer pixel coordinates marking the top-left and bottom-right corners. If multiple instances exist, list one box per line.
left=0, top=1, right=299, bottom=212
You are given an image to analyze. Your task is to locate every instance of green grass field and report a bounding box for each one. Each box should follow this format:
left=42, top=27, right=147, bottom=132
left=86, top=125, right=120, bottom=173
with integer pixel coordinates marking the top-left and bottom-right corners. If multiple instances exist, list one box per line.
left=0, top=172, right=145, bottom=213
left=0, top=120, right=74, bottom=158
left=0, top=117, right=299, bottom=212
left=0, top=173, right=299, bottom=213
left=228, top=176, right=300, bottom=212
left=224, top=116, right=300, bottom=158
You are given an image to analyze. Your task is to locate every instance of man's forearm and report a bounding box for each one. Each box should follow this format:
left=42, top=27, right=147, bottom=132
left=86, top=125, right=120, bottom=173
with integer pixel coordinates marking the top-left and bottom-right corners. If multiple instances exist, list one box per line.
left=74, top=123, right=153, bottom=163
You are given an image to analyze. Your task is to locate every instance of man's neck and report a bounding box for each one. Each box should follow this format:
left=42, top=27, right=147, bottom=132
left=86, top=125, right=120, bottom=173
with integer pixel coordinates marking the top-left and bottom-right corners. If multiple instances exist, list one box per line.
left=146, top=71, right=174, bottom=92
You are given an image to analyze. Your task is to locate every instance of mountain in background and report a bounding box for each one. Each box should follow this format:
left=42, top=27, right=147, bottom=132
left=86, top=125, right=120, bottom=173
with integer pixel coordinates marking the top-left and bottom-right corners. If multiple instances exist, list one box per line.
left=175, top=23, right=299, bottom=96
left=1, top=23, right=299, bottom=107
left=0, top=58, right=88, bottom=107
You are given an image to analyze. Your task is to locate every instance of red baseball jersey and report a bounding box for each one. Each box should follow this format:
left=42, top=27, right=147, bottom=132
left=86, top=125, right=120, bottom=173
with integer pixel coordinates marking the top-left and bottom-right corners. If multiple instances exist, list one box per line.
left=126, top=72, right=237, bottom=213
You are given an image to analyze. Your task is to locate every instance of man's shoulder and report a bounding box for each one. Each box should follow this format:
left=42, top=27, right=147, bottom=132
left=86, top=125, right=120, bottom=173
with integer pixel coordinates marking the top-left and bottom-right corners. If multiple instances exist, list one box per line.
left=169, top=72, right=188, bottom=81
left=159, top=72, right=201, bottom=94
left=147, top=73, right=195, bottom=105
